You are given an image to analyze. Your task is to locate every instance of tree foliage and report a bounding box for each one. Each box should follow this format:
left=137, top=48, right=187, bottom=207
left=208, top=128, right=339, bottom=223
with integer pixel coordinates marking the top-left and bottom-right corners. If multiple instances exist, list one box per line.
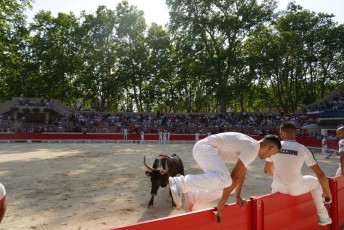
left=0, top=0, right=343, bottom=114
left=0, top=0, right=32, bottom=99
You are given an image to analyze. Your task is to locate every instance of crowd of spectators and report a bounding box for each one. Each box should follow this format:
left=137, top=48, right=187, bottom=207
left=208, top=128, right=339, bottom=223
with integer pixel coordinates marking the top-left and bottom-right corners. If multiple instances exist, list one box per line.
left=5, top=91, right=344, bottom=137
left=17, top=97, right=51, bottom=107
left=0, top=110, right=316, bottom=137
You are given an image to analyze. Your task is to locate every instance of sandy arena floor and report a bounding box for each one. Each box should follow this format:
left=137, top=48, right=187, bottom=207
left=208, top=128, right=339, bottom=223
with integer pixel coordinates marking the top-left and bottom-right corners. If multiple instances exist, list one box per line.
left=0, top=142, right=339, bottom=230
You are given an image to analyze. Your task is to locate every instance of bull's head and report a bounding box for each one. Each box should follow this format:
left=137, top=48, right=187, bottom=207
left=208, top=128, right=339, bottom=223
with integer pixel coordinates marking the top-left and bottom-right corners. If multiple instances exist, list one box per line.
left=144, top=155, right=169, bottom=196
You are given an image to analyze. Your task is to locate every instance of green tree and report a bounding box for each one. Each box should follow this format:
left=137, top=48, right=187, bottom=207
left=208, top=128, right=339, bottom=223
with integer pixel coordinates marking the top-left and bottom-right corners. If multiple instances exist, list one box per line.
left=314, top=17, right=344, bottom=99
left=250, top=2, right=344, bottom=113
left=77, top=6, right=119, bottom=111
left=115, top=0, right=148, bottom=112
left=29, top=11, right=81, bottom=104
left=0, top=0, right=32, bottom=101
left=145, top=23, right=174, bottom=112
left=166, top=0, right=277, bottom=112
left=172, top=34, right=214, bottom=112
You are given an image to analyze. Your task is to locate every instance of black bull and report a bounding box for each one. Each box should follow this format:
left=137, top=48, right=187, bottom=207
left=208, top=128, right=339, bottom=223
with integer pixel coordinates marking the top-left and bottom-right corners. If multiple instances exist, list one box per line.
left=144, top=153, right=184, bottom=207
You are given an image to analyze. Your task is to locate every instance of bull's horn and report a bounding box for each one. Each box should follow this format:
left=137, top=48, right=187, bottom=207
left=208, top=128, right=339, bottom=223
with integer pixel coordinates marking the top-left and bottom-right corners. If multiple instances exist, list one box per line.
left=143, top=155, right=154, bottom=172
left=160, top=161, right=169, bottom=175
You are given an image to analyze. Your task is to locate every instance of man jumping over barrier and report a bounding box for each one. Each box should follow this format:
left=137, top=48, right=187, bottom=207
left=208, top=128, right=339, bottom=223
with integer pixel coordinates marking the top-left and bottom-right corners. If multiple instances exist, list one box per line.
left=168, top=132, right=281, bottom=219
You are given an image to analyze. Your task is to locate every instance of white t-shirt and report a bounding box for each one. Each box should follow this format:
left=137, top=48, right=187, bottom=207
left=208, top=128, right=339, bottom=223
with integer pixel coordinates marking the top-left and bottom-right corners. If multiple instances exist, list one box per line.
left=266, top=139, right=317, bottom=184
left=206, top=132, right=260, bottom=167
left=339, top=139, right=344, bottom=152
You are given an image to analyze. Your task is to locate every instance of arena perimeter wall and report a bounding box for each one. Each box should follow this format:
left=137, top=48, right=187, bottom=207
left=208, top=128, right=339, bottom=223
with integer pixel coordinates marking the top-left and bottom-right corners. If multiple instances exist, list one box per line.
left=0, top=133, right=339, bottom=151
left=0, top=133, right=342, bottom=229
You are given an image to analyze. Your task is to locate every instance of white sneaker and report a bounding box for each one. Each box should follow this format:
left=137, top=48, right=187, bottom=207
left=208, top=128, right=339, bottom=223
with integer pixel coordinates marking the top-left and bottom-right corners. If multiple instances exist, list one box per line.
left=318, top=216, right=332, bottom=226
left=169, top=177, right=182, bottom=208
left=184, top=192, right=194, bottom=212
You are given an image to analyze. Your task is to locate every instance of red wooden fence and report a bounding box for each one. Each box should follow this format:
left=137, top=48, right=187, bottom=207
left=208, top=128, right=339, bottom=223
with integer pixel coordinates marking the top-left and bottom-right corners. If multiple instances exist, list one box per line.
left=106, top=176, right=343, bottom=230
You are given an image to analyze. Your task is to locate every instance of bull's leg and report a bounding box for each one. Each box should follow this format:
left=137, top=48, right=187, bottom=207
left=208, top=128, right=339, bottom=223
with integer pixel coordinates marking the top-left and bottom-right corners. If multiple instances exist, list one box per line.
left=148, top=196, right=154, bottom=207
left=169, top=188, right=176, bottom=207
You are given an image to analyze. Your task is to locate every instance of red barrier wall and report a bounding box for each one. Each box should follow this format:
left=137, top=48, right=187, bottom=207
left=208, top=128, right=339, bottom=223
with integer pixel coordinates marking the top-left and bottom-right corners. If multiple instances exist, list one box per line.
left=251, top=192, right=330, bottom=230
left=329, top=176, right=344, bottom=230
left=0, top=133, right=125, bottom=140
left=108, top=184, right=341, bottom=230
left=106, top=202, right=253, bottom=230
left=0, top=133, right=338, bottom=151
left=0, top=133, right=208, bottom=142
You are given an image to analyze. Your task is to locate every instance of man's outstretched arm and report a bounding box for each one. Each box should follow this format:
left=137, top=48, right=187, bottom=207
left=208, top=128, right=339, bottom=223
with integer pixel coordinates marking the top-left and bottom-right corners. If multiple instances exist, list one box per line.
left=310, top=164, right=332, bottom=201
left=216, top=159, right=246, bottom=217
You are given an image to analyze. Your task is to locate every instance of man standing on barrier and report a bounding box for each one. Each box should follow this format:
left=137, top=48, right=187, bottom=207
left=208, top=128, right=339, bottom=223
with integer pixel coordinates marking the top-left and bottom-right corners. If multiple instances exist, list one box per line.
left=264, top=122, right=332, bottom=226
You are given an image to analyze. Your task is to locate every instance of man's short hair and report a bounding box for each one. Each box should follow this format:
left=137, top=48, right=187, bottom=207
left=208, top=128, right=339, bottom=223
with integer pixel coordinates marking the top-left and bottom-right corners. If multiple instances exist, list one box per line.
left=280, top=121, right=297, bottom=133
left=263, top=134, right=282, bottom=150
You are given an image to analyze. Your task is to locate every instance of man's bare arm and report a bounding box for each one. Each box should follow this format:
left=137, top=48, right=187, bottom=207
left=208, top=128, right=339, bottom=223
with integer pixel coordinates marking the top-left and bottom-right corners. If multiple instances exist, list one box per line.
left=310, top=164, right=332, bottom=200
left=216, top=159, right=246, bottom=217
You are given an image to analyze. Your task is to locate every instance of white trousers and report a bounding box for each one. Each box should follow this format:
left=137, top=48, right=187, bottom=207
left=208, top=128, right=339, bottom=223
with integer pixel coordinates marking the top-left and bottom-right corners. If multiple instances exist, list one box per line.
left=173, top=139, right=232, bottom=205
left=271, top=176, right=329, bottom=219
left=0, top=183, right=5, bottom=200
left=322, top=146, right=330, bottom=157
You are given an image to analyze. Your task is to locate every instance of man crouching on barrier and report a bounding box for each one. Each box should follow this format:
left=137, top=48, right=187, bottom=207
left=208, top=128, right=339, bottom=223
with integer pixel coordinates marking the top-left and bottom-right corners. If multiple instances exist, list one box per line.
left=168, top=132, right=281, bottom=222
